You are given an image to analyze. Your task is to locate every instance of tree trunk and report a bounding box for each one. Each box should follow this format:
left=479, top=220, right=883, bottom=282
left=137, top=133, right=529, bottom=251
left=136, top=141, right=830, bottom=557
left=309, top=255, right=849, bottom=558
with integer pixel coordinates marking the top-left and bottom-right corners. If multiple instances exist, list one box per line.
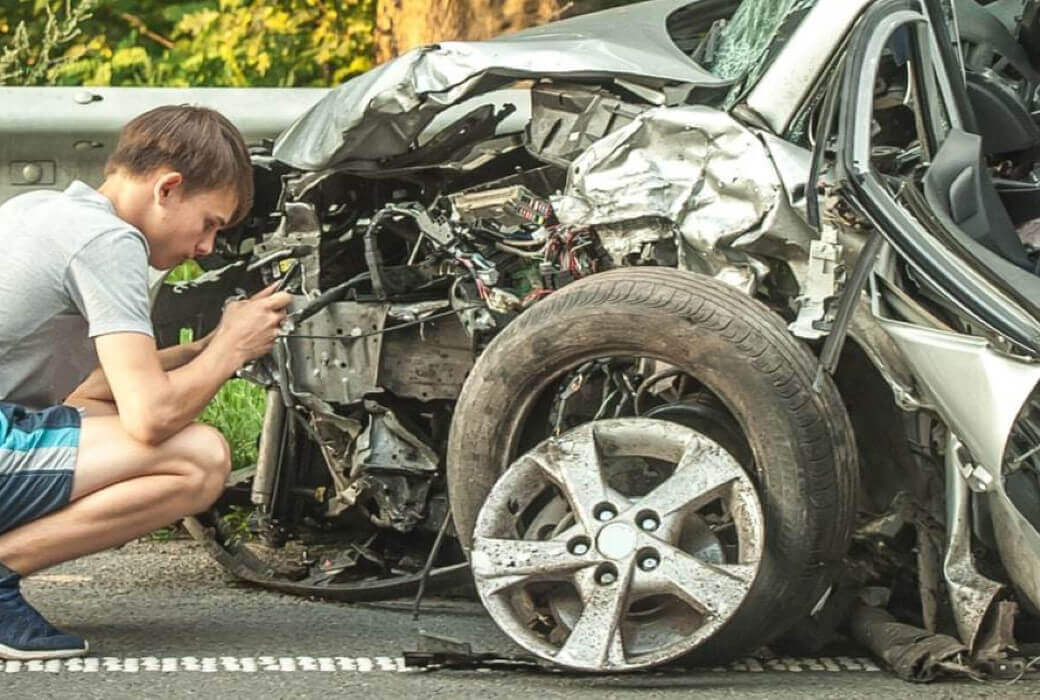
left=374, top=0, right=567, bottom=63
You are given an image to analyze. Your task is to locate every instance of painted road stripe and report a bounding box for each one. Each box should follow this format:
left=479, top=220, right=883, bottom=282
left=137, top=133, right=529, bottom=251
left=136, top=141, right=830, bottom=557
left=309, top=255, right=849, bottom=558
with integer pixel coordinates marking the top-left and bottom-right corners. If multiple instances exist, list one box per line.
left=2, top=656, right=885, bottom=674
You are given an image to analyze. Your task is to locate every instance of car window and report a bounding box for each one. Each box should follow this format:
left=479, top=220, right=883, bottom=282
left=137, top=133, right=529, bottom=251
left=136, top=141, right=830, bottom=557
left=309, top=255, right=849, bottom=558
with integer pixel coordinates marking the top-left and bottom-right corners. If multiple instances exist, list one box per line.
left=705, top=0, right=817, bottom=101
left=839, top=2, right=1040, bottom=342
left=866, top=22, right=954, bottom=175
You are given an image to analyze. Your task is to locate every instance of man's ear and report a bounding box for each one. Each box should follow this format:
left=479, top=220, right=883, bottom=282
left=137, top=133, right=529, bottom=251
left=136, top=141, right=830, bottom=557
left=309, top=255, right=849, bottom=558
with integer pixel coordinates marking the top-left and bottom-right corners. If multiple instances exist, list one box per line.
left=153, top=171, right=184, bottom=205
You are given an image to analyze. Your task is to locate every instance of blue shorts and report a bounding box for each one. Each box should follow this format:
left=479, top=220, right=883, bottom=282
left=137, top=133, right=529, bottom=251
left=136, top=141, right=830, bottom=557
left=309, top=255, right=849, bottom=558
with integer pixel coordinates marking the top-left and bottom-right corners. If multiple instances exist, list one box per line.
left=0, top=402, right=81, bottom=535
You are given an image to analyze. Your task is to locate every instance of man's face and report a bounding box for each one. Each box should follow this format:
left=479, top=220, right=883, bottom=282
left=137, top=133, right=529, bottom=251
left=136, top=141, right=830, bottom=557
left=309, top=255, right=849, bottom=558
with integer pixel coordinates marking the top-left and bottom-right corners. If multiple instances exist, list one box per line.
left=145, top=173, right=238, bottom=270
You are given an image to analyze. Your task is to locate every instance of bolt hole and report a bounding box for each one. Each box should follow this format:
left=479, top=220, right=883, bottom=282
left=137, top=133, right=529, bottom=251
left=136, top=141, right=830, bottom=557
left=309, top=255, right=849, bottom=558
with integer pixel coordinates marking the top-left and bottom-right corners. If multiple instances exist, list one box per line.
left=594, top=562, right=618, bottom=586
left=636, top=547, right=660, bottom=572
left=567, top=535, right=591, bottom=556
left=593, top=502, right=617, bottom=522
left=636, top=509, right=660, bottom=532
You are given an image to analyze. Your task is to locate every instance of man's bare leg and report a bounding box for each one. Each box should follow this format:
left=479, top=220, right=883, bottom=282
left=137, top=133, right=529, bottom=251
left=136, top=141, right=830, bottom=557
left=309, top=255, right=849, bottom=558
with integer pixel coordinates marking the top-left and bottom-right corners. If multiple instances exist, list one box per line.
left=0, top=415, right=231, bottom=575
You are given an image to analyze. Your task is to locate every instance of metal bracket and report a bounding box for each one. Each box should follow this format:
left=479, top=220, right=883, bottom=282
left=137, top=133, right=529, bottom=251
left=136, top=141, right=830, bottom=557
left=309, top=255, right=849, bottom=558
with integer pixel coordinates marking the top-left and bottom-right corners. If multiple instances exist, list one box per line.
left=790, top=225, right=844, bottom=340
left=952, top=437, right=996, bottom=493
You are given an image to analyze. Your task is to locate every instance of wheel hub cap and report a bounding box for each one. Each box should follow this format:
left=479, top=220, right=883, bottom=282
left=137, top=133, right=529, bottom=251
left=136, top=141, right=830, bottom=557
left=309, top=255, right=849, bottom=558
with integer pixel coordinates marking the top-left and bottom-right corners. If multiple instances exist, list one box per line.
left=597, top=522, right=636, bottom=559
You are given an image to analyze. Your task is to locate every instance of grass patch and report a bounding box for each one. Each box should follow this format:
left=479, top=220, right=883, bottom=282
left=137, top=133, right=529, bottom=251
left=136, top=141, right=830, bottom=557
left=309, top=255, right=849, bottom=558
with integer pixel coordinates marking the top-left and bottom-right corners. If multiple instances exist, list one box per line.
left=200, top=378, right=267, bottom=471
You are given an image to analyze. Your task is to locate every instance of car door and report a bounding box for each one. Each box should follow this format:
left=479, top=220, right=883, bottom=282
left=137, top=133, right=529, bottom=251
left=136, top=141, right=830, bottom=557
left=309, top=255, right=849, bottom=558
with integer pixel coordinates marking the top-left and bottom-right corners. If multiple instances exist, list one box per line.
left=828, top=0, right=1040, bottom=613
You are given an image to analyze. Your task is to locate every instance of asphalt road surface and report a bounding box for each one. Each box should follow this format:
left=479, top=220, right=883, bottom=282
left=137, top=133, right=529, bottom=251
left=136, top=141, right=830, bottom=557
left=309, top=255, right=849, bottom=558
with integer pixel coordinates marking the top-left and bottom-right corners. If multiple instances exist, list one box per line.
left=5, top=538, right=1039, bottom=699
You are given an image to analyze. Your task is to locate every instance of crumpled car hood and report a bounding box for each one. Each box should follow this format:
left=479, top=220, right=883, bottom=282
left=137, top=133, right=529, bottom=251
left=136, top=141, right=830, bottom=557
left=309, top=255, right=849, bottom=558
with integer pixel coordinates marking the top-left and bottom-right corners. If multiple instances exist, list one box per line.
left=272, top=0, right=729, bottom=170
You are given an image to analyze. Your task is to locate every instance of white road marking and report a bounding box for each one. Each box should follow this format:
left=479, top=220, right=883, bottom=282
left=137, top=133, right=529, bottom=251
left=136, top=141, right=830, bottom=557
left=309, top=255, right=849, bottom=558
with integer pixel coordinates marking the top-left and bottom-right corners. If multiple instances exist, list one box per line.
left=0, top=655, right=893, bottom=674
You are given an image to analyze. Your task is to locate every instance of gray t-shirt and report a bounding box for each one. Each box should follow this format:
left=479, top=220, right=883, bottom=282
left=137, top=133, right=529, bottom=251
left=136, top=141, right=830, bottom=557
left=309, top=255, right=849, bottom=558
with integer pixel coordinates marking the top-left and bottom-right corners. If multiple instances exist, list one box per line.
left=0, top=180, right=153, bottom=409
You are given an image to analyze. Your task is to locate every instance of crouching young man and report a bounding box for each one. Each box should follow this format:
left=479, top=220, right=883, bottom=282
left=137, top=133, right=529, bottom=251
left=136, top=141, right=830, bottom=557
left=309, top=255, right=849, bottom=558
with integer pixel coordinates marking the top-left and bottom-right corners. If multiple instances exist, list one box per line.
left=0, top=105, right=292, bottom=659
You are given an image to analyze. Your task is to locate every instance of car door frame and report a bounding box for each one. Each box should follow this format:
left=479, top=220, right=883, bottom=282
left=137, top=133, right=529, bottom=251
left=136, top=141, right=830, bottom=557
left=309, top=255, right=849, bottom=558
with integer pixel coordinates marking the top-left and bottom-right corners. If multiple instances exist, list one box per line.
left=830, top=0, right=1040, bottom=354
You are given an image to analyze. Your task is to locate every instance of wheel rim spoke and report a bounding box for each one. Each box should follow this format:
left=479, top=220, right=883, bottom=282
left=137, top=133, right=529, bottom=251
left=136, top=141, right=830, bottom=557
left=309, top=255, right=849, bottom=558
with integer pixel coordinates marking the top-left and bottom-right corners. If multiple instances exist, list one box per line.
left=472, top=536, right=594, bottom=594
left=530, top=427, right=611, bottom=533
left=629, top=437, right=743, bottom=519
left=556, top=564, right=633, bottom=669
left=473, top=418, right=766, bottom=671
left=639, top=540, right=755, bottom=620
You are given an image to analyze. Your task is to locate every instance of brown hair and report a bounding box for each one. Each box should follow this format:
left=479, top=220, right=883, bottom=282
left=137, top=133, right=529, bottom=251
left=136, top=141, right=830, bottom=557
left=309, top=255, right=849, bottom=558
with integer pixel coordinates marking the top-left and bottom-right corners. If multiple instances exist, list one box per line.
left=105, top=105, right=253, bottom=226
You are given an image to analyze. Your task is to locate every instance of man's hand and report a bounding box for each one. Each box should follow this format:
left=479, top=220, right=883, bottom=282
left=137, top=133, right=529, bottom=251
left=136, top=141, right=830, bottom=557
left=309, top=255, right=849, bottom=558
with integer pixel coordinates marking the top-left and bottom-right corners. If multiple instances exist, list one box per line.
left=209, top=283, right=293, bottom=368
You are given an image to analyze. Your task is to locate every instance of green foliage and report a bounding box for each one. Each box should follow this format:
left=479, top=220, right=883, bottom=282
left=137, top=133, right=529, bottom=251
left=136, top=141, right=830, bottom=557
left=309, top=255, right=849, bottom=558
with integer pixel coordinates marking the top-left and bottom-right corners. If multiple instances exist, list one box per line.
left=200, top=377, right=266, bottom=471
left=218, top=505, right=253, bottom=545
left=1, top=0, right=375, bottom=87
left=164, top=260, right=204, bottom=283
left=0, top=1, right=97, bottom=85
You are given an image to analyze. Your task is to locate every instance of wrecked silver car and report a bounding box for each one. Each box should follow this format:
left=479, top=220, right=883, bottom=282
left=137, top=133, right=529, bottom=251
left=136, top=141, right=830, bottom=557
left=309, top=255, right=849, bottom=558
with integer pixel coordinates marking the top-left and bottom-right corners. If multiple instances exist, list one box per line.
left=148, top=0, right=1040, bottom=680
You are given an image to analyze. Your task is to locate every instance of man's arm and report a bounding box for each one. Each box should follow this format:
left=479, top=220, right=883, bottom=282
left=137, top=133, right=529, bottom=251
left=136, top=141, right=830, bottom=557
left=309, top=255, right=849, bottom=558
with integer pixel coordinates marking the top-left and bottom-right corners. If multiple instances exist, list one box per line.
left=66, top=336, right=209, bottom=406
left=96, top=286, right=291, bottom=445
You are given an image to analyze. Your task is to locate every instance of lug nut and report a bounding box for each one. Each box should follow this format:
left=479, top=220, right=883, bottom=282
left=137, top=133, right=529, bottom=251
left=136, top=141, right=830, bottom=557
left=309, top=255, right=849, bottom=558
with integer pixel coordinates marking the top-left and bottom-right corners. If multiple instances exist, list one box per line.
left=597, top=570, right=617, bottom=585
left=594, top=503, right=617, bottom=522
left=639, top=555, right=660, bottom=572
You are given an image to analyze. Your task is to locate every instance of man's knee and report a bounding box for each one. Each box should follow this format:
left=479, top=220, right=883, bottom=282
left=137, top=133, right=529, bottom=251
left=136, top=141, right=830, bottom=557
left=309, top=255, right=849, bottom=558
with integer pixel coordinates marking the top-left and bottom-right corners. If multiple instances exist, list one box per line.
left=179, top=424, right=231, bottom=504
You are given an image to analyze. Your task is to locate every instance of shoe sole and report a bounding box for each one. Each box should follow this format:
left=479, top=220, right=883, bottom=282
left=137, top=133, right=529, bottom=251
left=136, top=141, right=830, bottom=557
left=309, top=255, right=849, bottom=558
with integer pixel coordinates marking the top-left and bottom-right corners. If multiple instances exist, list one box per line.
left=0, top=640, right=89, bottom=660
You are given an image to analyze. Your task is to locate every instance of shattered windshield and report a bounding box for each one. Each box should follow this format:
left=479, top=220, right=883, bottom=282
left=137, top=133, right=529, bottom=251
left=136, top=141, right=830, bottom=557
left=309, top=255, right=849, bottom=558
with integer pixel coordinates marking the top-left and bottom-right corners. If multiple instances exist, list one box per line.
left=706, top=0, right=817, bottom=101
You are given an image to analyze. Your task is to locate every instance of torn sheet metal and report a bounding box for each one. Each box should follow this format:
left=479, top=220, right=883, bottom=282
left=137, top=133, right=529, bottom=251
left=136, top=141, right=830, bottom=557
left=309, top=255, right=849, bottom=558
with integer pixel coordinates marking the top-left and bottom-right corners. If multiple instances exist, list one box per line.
left=944, top=432, right=1004, bottom=651
left=552, top=105, right=782, bottom=266
left=312, top=413, right=365, bottom=517
left=273, top=0, right=730, bottom=170
left=988, top=480, right=1040, bottom=613
left=526, top=83, right=649, bottom=167
left=352, top=411, right=439, bottom=476
left=974, top=600, right=1019, bottom=662
left=594, top=218, right=678, bottom=267
left=849, top=604, right=970, bottom=682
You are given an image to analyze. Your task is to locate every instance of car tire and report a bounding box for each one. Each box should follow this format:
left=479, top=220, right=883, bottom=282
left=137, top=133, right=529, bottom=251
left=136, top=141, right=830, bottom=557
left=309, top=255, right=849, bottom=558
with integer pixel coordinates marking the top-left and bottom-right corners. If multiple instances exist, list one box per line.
left=446, top=267, right=858, bottom=663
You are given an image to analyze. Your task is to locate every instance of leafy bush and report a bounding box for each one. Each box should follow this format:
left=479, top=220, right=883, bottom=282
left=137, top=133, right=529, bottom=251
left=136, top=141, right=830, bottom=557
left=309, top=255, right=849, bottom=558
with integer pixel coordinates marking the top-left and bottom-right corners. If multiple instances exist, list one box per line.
left=1, top=0, right=375, bottom=87
left=0, top=0, right=97, bottom=85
